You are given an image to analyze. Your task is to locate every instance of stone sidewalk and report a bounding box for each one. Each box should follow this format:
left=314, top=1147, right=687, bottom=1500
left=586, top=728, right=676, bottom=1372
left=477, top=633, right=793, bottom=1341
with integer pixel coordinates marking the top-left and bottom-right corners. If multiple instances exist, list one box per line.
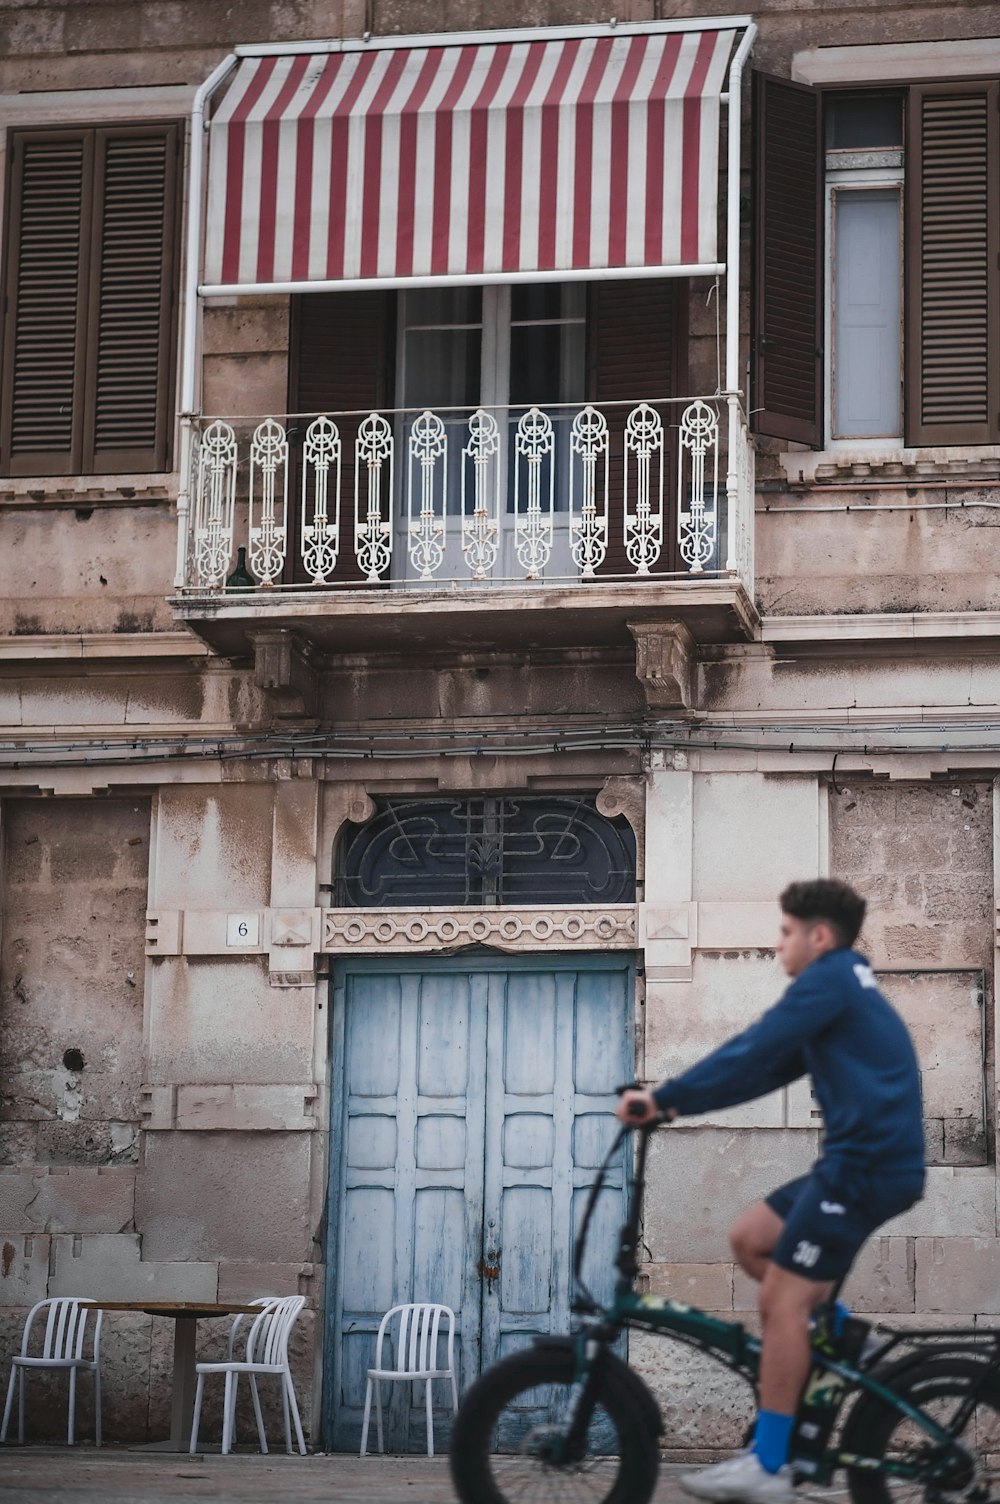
left=0, top=1449, right=699, bottom=1503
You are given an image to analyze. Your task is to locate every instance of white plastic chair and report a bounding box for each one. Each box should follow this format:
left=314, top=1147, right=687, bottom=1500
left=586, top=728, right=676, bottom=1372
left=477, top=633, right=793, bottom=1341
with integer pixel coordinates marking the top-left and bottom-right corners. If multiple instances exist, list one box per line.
left=360, top=1303, right=458, bottom=1458
left=1, top=1297, right=102, bottom=1446
left=188, top=1294, right=306, bottom=1456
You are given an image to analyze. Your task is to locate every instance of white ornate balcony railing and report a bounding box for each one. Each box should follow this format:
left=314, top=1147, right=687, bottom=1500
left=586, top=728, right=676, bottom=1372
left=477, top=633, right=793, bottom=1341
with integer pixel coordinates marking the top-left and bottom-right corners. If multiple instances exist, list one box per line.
left=176, top=397, right=755, bottom=594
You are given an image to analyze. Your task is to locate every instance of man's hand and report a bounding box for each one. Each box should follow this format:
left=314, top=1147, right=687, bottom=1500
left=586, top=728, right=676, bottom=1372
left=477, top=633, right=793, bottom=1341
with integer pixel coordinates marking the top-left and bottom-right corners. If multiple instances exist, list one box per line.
left=615, top=1088, right=668, bottom=1126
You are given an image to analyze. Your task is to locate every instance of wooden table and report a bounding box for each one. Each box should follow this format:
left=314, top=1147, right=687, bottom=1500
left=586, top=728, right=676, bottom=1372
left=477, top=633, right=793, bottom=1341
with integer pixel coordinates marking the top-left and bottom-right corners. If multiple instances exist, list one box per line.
left=83, top=1300, right=259, bottom=1451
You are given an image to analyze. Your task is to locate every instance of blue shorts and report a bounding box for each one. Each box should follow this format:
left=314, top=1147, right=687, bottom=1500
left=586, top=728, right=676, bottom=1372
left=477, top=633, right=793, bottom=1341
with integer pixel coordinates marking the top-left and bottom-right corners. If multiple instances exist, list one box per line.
left=766, top=1161, right=924, bottom=1282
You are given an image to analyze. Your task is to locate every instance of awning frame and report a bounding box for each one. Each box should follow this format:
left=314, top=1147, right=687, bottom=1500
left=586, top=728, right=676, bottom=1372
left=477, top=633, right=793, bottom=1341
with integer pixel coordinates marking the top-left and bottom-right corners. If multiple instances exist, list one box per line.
left=174, top=17, right=757, bottom=588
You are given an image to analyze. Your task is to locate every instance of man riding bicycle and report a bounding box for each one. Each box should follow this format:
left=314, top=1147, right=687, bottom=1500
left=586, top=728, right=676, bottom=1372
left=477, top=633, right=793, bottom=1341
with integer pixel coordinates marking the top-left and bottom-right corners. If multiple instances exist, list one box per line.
left=617, top=878, right=925, bottom=1504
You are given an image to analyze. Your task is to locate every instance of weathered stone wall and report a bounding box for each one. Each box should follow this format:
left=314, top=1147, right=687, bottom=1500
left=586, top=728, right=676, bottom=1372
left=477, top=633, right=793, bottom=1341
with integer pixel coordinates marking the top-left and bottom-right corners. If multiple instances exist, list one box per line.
left=831, top=781, right=994, bottom=974
left=630, top=766, right=998, bottom=1453
left=0, top=778, right=321, bottom=1443
left=0, top=798, right=150, bottom=1167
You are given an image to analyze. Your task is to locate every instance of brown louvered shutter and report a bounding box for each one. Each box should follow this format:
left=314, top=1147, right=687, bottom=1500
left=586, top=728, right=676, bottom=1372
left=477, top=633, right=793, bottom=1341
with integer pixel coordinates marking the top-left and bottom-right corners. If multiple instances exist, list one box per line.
left=751, top=73, right=823, bottom=446
left=1, top=124, right=179, bottom=478
left=587, top=279, right=685, bottom=575
left=84, top=126, right=179, bottom=472
left=905, top=83, right=1000, bottom=446
left=1, top=132, right=91, bottom=476
left=288, top=290, right=394, bottom=584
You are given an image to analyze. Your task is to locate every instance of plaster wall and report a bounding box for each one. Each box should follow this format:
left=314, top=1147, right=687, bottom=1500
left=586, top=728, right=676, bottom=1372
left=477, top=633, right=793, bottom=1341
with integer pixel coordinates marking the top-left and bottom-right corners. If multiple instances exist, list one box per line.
left=0, top=507, right=177, bottom=637
left=755, top=503, right=1000, bottom=619
left=699, top=649, right=1000, bottom=719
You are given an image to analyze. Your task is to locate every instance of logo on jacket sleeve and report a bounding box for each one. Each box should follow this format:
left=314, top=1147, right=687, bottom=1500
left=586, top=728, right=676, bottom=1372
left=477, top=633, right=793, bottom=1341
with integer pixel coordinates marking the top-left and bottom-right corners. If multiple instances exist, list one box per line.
left=853, top=963, right=877, bottom=989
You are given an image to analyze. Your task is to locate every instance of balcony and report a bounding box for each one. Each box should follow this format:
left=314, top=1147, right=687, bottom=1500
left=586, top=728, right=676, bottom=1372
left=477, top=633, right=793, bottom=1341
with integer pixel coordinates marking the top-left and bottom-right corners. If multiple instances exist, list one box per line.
left=172, top=396, right=757, bottom=660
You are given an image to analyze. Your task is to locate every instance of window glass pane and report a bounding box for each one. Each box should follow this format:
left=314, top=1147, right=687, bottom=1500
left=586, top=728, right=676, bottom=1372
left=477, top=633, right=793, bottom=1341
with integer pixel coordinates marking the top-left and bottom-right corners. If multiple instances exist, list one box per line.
left=833, top=189, right=902, bottom=439
left=403, top=286, right=482, bottom=329
left=507, top=285, right=587, bottom=517
left=402, top=328, right=480, bottom=410
left=826, top=93, right=903, bottom=149
left=509, top=322, right=586, bottom=408
left=399, top=288, right=483, bottom=523
left=511, top=282, right=586, bottom=322
left=335, top=795, right=637, bottom=907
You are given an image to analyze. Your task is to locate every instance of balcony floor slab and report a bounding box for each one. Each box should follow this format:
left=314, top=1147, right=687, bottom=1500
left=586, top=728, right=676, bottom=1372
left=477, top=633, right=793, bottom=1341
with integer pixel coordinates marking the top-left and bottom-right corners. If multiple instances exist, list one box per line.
left=171, top=578, right=758, bottom=659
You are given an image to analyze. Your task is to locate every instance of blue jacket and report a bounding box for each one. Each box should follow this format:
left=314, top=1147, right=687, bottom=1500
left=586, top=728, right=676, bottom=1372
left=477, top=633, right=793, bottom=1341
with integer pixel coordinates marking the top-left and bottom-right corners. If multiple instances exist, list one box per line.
left=652, top=948, right=925, bottom=1175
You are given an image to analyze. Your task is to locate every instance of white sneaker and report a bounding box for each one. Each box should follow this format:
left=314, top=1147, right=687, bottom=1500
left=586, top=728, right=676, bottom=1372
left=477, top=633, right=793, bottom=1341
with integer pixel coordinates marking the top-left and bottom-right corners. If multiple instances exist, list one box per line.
left=679, top=1451, right=797, bottom=1504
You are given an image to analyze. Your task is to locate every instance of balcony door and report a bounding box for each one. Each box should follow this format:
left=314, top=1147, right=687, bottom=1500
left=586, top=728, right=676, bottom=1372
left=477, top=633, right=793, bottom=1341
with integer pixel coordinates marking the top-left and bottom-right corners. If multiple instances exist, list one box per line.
left=289, top=278, right=685, bottom=586
left=396, top=283, right=585, bottom=581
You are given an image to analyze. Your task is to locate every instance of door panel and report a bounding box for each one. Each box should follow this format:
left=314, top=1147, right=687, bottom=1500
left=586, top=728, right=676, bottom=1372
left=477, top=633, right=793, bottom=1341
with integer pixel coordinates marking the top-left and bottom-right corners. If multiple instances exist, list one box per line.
left=326, top=955, right=630, bottom=1453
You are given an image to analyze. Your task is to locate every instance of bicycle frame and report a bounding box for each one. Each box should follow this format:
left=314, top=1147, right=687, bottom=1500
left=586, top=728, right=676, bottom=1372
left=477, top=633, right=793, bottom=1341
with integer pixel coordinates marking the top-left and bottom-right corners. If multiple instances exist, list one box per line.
left=567, top=1122, right=1000, bottom=1488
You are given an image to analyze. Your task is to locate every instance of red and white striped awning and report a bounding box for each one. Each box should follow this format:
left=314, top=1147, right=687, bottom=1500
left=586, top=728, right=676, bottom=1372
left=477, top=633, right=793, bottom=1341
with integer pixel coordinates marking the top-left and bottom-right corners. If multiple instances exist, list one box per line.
left=203, top=27, right=738, bottom=291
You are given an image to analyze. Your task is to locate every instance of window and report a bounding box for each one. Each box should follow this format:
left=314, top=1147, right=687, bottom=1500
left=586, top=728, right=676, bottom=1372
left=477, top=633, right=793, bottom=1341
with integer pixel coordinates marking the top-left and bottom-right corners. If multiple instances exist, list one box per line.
left=1, top=124, right=181, bottom=477
left=752, top=75, right=1000, bottom=449
left=289, top=278, right=685, bottom=583
left=398, top=284, right=590, bottom=515
left=826, top=94, right=904, bottom=441
left=395, top=284, right=587, bottom=573
left=335, top=795, right=637, bottom=907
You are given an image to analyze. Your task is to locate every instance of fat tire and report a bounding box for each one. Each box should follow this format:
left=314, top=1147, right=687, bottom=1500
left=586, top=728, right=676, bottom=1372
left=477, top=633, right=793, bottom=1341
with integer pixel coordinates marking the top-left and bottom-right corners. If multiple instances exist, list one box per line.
left=449, top=1341, right=660, bottom=1504
left=842, top=1354, right=1000, bottom=1504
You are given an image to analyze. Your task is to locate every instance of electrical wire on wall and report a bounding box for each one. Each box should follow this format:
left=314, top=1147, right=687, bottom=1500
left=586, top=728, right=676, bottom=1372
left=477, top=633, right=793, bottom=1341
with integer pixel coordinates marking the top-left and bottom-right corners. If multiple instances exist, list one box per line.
left=5, top=716, right=1000, bottom=769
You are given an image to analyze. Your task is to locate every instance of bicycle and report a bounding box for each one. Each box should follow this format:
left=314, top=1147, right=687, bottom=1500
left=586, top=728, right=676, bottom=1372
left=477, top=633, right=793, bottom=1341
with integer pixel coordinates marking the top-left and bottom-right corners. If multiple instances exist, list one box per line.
left=450, top=1115, right=1000, bottom=1504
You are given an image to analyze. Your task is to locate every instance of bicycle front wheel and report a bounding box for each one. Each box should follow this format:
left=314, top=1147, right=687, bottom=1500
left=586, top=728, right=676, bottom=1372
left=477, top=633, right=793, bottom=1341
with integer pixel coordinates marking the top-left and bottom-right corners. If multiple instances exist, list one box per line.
left=844, top=1355, right=1000, bottom=1504
left=449, top=1342, right=660, bottom=1504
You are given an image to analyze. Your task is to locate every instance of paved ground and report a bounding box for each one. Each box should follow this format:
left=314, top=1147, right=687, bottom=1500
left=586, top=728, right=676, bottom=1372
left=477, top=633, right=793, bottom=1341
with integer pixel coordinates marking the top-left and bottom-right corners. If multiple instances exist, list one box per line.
left=0, top=1448, right=704, bottom=1503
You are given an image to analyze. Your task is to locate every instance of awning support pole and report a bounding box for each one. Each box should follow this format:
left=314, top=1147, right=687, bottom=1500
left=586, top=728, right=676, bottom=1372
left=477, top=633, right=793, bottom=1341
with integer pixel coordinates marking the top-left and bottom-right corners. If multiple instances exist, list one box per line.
left=724, top=22, right=757, bottom=579
left=724, top=21, right=757, bottom=400
left=175, top=51, right=238, bottom=589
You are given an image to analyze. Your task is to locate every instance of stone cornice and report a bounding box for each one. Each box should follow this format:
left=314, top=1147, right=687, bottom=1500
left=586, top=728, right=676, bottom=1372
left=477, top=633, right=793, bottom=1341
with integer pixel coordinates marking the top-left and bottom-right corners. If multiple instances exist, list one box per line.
left=0, top=632, right=211, bottom=660
left=761, top=612, right=1000, bottom=645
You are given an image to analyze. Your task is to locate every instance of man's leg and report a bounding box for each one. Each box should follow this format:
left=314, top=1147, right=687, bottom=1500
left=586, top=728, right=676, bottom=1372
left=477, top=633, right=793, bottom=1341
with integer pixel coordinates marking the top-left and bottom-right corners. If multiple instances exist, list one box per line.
left=758, top=1263, right=832, bottom=1412
left=750, top=1263, right=833, bottom=1478
left=680, top=1181, right=830, bottom=1503
left=730, top=1200, right=785, bottom=1283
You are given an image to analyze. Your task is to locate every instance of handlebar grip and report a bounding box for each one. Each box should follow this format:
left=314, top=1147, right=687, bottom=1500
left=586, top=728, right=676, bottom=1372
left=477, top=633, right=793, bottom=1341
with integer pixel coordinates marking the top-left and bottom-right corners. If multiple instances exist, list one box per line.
left=624, top=1097, right=652, bottom=1120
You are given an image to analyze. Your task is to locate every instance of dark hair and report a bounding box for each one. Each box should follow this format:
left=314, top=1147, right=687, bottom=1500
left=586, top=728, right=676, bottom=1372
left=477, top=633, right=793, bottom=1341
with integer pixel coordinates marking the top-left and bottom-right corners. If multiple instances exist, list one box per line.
left=779, top=878, right=866, bottom=949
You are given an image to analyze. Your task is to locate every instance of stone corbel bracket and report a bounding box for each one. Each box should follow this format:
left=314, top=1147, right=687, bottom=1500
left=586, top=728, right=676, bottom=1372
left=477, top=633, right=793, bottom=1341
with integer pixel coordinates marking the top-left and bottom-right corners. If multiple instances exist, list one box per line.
left=628, top=620, right=696, bottom=710
left=248, top=628, right=319, bottom=719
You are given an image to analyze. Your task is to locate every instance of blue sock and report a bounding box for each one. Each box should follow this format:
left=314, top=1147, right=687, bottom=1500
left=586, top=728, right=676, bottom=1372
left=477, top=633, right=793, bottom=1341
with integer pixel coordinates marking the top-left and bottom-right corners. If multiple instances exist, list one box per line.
left=753, top=1410, right=795, bottom=1474
left=833, top=1299, right=851, bottom=1336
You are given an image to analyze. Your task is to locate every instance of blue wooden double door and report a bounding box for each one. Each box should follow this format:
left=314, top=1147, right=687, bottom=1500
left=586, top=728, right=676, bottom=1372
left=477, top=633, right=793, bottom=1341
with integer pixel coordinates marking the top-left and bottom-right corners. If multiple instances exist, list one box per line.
left=325, top=953, right=631, bottom=1452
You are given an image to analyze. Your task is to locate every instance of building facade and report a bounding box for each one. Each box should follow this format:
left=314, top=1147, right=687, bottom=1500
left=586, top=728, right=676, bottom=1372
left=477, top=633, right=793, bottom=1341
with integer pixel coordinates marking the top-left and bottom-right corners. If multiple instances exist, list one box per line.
left=0, top=0, right=999, bottom=1454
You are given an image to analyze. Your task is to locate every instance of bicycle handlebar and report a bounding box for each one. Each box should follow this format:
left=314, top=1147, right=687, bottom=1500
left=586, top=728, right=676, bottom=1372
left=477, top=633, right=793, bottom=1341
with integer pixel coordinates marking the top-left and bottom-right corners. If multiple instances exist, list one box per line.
left=571, top=1091, right=668, bottom=1310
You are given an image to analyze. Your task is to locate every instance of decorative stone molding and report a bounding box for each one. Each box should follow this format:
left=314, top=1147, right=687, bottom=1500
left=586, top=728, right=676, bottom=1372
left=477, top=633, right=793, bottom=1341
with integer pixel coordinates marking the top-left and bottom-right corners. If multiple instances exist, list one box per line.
left=638, top=901, right=698, bottom=981
left=249, top=628, right=318, bottom=719
left=322, top=905, right=637, bottom=954
left=628, top=620, right=695, bottom=710
left=270, top=909, right=319, bottom=948
left=778, top=445, right=1000, bottom=487
left=596, top=775, right=646, bottom=880
left=344, top=788, right=376, bottom=825
left=0, top=475, right=174, bottom=507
